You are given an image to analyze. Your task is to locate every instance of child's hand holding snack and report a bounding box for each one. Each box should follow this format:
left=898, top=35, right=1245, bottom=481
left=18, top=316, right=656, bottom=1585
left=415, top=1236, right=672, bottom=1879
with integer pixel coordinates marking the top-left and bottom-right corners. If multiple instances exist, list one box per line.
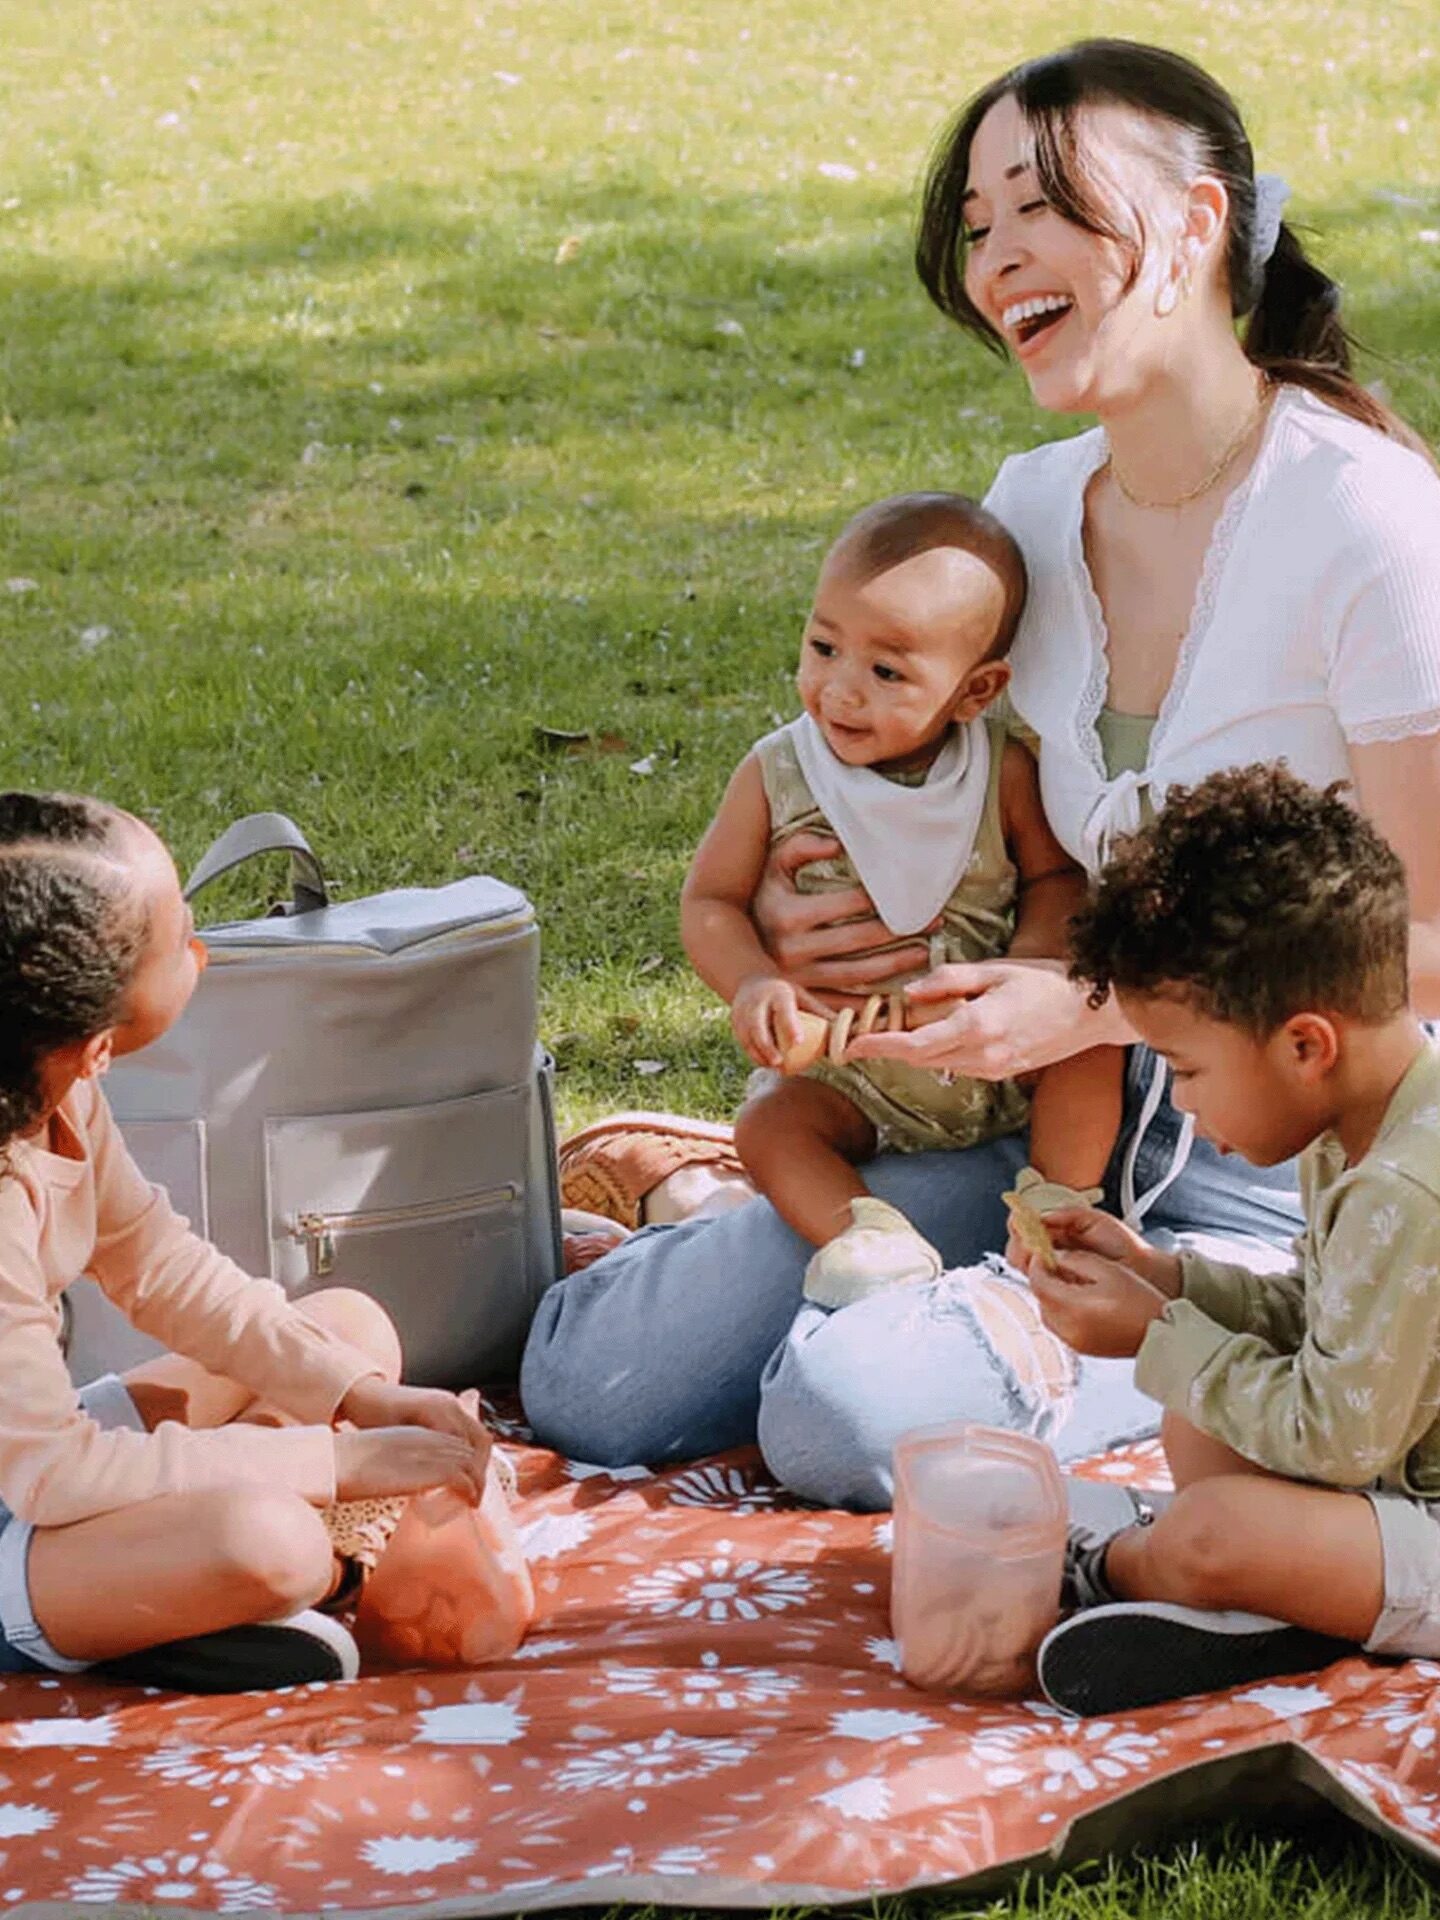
left=336, top=1380, right=494, bottom=1506
left=340, top=1377, right=492, bottom=1451
left=731, top=973, right=806, bottom=1068
left=1005, top=1203, right=1181, bottom=1298
left=1003, top=1197, right=1183, bottom=1359
left=334, top=1426, right=491, bottom=1507
left=1025, top=1250, right=1170, bottom=1359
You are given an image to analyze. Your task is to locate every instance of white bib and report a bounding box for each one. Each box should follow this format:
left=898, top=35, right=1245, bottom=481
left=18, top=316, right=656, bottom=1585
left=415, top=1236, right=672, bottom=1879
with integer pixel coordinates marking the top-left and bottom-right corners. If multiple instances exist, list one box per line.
left=787, top=714, right=991, bottom=937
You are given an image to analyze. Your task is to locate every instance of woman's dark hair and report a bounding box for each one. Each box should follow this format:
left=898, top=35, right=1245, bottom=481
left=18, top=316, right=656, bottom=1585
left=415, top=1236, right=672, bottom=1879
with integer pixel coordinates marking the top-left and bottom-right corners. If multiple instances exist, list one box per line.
left=1068, top=764, right=1410, bottom=1034
left=0, top=793, right=146, bottom=1147
left=916, top=39, right=1420, bottom=449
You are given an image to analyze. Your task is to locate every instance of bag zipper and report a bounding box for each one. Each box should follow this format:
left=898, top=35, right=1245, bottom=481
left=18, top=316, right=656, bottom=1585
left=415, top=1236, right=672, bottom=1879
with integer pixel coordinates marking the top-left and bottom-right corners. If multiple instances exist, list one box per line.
left=206, top=909, right=535, bottom=964
left=291, top=1184, right=519, bottom=1279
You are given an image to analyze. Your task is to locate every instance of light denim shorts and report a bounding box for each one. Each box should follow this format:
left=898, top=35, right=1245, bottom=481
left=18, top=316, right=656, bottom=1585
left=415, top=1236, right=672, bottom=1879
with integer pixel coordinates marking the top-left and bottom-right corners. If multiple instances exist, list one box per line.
left=0, top=1374, right=146, bottom=1675
left=1364, top=1487, right=1440, bottom=1660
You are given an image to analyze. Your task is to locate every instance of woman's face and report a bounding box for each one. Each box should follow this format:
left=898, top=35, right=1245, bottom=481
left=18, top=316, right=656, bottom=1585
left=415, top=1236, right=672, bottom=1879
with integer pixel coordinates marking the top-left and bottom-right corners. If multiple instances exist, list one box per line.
left=961, top=92, right=1184, bottom=415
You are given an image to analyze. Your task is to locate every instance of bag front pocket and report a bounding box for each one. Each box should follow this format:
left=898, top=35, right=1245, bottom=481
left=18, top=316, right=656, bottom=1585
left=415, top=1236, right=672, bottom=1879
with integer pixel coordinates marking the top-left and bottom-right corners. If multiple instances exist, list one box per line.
left=265, top=1086, right=531, bottom=1387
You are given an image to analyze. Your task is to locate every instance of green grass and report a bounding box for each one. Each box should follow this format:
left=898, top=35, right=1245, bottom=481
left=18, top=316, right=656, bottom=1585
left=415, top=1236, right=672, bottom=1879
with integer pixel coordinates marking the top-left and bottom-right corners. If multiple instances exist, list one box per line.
left=3, top=2, right=1439, bottom=1906
left=569, top=1819, right=1440, bottom=1919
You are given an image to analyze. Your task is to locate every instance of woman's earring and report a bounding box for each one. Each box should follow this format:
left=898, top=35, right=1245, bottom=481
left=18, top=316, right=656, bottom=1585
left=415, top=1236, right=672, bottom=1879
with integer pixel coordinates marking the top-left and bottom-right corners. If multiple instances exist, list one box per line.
left=1156, top=256, right=1192, bottom=318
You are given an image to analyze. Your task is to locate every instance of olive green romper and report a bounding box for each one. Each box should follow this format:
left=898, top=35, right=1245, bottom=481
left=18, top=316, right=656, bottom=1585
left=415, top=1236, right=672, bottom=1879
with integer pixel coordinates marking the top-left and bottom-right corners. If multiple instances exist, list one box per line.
left=752, top=715, right=1030, bottom=1153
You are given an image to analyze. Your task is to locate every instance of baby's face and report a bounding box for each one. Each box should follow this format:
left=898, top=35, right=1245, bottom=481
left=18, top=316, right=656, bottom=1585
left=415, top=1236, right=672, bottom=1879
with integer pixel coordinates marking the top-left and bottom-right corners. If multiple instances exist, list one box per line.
left=796, top=545, right=1009, bottom=770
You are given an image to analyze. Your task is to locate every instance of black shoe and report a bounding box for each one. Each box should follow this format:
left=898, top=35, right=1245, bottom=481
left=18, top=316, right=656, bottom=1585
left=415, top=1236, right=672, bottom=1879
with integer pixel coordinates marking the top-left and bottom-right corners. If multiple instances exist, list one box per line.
left=1038, top=1600, right=1354, bottom=1717
left=100, top=1609, right=359, bottom=1694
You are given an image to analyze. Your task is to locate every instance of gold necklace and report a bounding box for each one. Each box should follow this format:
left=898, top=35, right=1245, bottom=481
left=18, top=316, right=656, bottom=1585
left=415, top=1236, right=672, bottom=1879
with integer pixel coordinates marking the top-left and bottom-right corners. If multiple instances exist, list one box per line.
left=1105, top=379, right=1271, bottom=512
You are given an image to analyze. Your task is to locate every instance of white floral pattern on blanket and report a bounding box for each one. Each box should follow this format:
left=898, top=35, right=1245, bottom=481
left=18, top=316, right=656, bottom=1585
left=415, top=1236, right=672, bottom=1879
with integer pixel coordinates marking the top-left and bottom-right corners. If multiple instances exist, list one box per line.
left=0, top=1424, right=1435, bottom=1914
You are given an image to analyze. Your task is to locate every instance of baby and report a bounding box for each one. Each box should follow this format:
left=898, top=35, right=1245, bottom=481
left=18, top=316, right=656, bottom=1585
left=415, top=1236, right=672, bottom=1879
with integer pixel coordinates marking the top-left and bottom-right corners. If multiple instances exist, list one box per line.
left=682, top=492, right=1122, bottom=1305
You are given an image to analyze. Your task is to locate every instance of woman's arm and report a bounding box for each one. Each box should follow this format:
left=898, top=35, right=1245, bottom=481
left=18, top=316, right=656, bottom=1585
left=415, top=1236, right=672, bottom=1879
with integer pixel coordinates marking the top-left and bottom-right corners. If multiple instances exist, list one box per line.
left=847, top=742, right=1138, bottom=1079
left=1348, top=731, right=1440, bottom=1018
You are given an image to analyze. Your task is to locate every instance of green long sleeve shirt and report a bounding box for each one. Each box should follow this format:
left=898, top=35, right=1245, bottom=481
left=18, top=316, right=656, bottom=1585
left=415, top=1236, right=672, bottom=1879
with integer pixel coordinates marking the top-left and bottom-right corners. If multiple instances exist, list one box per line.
left=1135, top=1041, right=1440, bottom=1495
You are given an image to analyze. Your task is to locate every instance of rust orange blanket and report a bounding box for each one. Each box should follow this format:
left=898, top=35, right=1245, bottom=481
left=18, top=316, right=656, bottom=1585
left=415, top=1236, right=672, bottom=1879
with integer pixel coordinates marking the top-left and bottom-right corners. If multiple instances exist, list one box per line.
left=1, top=1411, right=1437, bottom=1913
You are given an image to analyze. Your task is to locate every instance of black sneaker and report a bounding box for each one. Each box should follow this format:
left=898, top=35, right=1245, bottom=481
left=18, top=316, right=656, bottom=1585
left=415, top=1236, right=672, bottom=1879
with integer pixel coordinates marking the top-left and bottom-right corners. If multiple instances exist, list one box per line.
left=1038, top=1600, right=1354, bottom=1717
left=100, top=1609, right=359, bottom=1694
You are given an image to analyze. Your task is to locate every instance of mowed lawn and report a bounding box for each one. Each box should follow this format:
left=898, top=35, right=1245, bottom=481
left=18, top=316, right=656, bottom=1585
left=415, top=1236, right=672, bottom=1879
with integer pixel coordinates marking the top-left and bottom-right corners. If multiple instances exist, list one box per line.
left=3, top=0, right=1440, bottom=1908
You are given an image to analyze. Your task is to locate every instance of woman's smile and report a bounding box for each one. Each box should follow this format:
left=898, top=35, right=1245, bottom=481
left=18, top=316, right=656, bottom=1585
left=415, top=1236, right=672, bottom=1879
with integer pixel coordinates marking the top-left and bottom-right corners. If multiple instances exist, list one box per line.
left=1001, top=293, right=1076, bottom=356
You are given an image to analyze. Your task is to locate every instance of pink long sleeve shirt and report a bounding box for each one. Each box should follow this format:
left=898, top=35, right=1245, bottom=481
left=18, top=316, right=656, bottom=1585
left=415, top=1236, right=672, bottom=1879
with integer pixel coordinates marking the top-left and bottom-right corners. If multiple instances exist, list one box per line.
left=0, top=1077, right=381, bottom=1528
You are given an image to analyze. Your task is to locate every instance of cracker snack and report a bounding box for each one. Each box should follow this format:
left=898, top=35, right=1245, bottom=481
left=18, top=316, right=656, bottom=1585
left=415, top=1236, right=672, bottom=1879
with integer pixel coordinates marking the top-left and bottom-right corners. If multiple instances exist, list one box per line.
left=779, top=1010, right=829, bottom=1074
left=1002, top=1188, right=1059, bottom=1272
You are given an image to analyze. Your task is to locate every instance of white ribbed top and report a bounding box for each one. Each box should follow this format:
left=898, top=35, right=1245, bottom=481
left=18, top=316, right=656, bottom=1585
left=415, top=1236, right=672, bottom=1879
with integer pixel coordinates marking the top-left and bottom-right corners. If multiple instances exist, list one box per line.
left=986, top=386, right=1440, bottom=870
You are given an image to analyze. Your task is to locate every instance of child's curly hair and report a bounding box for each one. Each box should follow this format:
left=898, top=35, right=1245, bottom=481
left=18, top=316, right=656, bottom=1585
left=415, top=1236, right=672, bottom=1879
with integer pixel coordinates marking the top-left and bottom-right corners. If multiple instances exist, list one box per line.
left=1069, top=764, right=1409, bottom=1034
left=0, top=793, right=148, bottom=1145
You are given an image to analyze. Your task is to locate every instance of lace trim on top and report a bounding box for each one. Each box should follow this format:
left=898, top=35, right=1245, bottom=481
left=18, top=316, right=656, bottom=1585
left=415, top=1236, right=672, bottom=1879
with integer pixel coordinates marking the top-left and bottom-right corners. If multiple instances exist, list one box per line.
left=1070, top=387, right=1299, bottom=783
left=1346, top=706, right=1440, bottom=746
left=1152, top=389, right=1293, bottom=754
left=1066, top=434, right=1113, bottom=784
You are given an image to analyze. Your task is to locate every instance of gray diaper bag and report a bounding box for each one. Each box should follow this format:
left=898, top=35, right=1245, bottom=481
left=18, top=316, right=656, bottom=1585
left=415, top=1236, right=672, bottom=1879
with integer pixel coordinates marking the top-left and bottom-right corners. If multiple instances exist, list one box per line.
left=66, top=813, right=563, bottom=1390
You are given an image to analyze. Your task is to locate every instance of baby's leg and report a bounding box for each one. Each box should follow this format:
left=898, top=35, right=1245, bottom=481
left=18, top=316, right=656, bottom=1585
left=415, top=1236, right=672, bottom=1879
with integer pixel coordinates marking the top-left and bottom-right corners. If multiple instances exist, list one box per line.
left=1026, top=1045, right=1126, bottom=1192
left=733, top=1078, right=876, bottom=1248
left=26, top=1484, right=335, bottom=1663
left=121, top=1287, right=403, bottom=1433
left=1104, top=1473, right=1383, bottom=1641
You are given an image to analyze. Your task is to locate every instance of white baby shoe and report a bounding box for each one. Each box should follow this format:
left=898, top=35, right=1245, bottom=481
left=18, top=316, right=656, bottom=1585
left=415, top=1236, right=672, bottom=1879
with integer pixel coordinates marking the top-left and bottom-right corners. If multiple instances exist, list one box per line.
left=1007, top=1165, right=1105, bottom=1216
left=802, top=1196, right=943, bottom=1310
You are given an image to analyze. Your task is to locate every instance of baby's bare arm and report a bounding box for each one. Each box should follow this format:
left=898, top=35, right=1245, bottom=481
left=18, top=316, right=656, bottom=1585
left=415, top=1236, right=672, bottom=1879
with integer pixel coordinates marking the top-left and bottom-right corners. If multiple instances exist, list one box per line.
left=681, top=754, right=782, bottom=1004
left=1028, top=1047, right=1126, bottom=1192
left=998, top=739, right=1089, bottom=960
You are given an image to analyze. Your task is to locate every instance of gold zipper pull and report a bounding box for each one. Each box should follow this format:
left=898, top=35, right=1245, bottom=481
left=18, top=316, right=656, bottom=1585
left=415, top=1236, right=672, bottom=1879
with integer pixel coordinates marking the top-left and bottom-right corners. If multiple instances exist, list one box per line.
left=295, top=1212, right=336, bottom=1278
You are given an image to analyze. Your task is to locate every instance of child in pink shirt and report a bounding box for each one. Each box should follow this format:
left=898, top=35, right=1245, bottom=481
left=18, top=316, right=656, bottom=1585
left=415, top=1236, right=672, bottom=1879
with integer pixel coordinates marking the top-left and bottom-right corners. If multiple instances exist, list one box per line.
left=0, top=792, right=493, bottom=1691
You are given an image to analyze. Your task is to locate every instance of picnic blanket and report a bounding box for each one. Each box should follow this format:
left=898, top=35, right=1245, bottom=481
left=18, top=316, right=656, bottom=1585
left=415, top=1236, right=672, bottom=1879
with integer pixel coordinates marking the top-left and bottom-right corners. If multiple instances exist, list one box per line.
left=3, top=1401, right=1438, bottom=1916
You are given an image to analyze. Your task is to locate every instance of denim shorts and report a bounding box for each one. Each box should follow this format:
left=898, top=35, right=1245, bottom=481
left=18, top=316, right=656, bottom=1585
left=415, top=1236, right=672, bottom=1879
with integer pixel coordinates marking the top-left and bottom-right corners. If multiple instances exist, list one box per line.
left=1365, top=1487, right=1440, bottom=1659
left=0, top=1374, right=146, bottom=1675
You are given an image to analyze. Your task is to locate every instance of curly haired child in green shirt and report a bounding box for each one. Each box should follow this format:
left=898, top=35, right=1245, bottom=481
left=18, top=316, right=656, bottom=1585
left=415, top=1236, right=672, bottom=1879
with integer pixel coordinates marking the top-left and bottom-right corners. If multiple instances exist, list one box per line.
left=1006, top=764, right=1440, bottom=1716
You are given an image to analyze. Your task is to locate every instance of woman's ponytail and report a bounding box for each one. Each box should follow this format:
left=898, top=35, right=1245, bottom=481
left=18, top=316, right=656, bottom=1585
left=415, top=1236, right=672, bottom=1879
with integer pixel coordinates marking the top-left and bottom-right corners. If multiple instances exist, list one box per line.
left=1243, top=224, right=1429, bottom=453
left=1244, top=223, right=1347, bottom=367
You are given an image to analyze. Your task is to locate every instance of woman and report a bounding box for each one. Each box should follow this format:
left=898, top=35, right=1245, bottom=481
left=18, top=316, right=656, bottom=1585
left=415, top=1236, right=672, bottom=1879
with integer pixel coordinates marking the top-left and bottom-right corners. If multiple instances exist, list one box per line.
left=522, top=39, right=1440, bottom=1509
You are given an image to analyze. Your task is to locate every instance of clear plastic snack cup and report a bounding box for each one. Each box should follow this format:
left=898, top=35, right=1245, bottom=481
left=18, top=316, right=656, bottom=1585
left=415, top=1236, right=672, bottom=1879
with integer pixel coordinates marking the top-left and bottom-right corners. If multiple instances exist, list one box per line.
left=891, top=1421, right=1066, bottom=1696
left=356, top=1452, right=535, bottom=1669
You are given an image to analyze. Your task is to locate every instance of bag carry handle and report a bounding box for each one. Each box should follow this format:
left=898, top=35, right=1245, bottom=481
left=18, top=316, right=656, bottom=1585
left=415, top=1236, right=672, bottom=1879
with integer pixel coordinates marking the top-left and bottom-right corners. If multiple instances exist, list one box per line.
left=183, top=812, right=331, bottom=915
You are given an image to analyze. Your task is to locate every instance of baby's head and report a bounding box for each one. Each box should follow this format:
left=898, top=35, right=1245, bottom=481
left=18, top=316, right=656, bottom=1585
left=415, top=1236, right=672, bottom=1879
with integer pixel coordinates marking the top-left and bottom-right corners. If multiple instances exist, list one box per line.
left=0, top=793, right=206, bottom=1147
left=1069, top=765, right=1411, bottom=1165
left=798, top=492, right=1027, bottom=769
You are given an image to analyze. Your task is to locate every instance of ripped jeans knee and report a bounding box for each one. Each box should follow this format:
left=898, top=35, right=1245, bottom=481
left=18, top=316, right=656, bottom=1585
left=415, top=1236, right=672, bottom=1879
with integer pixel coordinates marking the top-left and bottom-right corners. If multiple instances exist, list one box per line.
left=756, top=1264, right=1084, bottom=1513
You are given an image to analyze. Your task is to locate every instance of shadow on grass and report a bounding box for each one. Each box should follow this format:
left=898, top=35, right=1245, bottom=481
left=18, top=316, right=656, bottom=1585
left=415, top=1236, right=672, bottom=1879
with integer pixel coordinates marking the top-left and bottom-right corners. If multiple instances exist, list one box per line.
left=0, top=176, right=1436, bottom=970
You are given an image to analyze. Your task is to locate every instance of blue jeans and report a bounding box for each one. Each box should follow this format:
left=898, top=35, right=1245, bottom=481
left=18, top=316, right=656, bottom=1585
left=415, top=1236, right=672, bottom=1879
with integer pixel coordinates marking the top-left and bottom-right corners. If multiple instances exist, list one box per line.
left=521, top=1049, right=1302, bottom=1510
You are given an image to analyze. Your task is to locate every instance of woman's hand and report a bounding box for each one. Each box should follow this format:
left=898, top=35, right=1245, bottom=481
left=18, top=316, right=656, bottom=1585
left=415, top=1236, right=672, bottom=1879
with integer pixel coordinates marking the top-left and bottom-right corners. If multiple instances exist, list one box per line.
left=847, top=957, right=1126, bottom=1079
left=751, top=831, right=935, bottom=1003
left=333, top=1426, right=491, bottom=1505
